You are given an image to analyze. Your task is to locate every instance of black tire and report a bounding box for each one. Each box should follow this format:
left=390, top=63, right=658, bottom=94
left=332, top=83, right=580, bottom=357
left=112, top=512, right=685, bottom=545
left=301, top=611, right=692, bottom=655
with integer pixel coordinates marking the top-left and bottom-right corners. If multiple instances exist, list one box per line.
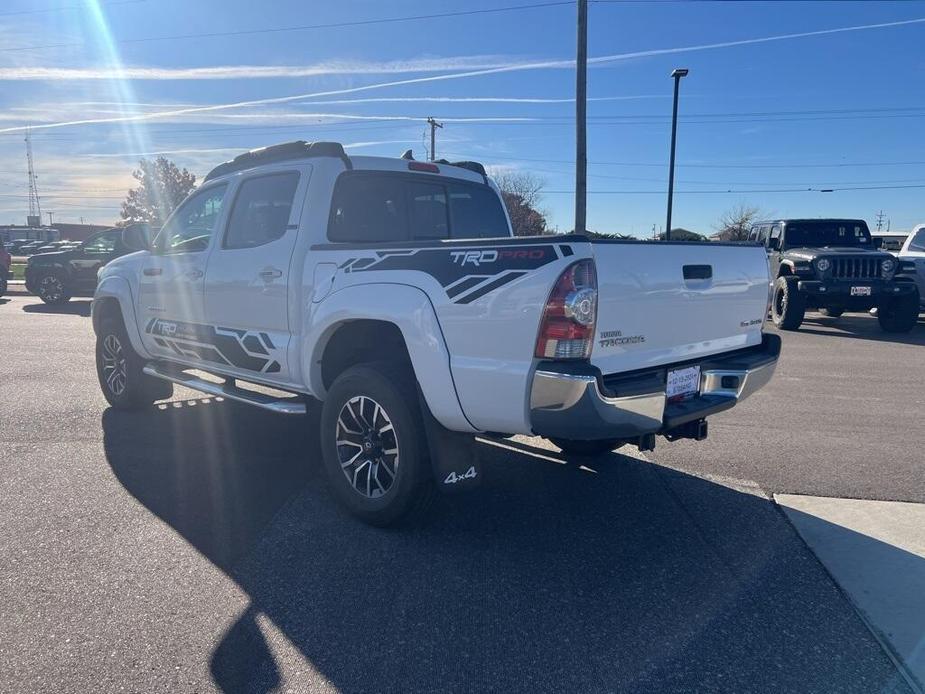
left=37, top=271, right=71, bottom=305
left=877, top=291, right=920, bottom=333
left=96, top=314, right=173, bottom=409
left=550, top=438, right=623, bottom=457
left=0, top=273, right=6, bottom=298
left=818, top=307, right=844, bottom=318
left=320, top=363, right=432, bottom=527
left=771, top=276, right=805, bottom=330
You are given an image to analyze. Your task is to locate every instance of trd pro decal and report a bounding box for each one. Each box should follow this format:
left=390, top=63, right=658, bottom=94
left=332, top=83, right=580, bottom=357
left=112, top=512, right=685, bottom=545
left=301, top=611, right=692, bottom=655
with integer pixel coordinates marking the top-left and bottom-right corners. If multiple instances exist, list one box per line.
left=146, top=318, right=281, bottom=373
left=338, top=244, right=560, bottom=304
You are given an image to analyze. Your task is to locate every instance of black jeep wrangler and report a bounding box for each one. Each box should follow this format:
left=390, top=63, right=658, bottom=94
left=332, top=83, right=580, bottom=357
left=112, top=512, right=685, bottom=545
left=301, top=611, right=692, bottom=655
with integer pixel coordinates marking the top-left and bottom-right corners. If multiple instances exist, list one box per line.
left=751, top=219, right=920, bottom=332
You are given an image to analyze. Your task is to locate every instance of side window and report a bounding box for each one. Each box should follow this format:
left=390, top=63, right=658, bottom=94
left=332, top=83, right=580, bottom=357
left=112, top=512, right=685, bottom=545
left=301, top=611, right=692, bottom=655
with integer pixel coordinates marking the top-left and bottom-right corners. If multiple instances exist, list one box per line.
left=447, top=184, right=510, bottom=239
left=748, top=227, right=759, bottom=242
left=157, top=184, right=227, bottom=254
left=83, top=232, right=117, bottom=254
left=769, top=225, right=782, bottom=245
left=328, top=175, right=407, bottom=242
left=407, top=182, right=449, bottom=240
left=224, top=173, right=300, bottom=250
left=910, top=229, right=925, bottom=252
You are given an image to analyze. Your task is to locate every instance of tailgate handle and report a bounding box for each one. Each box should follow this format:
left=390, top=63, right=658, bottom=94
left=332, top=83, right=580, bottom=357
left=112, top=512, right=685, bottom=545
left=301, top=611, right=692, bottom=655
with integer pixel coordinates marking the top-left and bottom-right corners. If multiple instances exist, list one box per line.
left=683, top=264, right=712, bottom=280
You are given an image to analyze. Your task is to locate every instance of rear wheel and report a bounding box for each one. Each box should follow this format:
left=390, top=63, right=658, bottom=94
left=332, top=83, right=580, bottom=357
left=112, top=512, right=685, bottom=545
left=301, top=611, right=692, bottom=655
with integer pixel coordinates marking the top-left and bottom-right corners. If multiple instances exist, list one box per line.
left=37, top=272, right=70, bottom=305
left=96, top=314, right=172, bottom=409
left=550, top=438, right=623, bottom=457
left=877, top=291, right=920, bottom=333
left=771, top=276, right=805, bottom=330
left=320, top=363, right=431, bottom=526
left=818, top=307, right=844, bottom=318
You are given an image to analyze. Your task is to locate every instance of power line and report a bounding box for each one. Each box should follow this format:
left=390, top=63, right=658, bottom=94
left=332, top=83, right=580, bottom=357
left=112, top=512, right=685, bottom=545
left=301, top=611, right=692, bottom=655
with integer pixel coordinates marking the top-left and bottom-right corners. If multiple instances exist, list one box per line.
left=0, top=0, right=142, bottom=18
left=1, top=2, right=572, bottom=52
left=543, top=183, right=925, bottom=194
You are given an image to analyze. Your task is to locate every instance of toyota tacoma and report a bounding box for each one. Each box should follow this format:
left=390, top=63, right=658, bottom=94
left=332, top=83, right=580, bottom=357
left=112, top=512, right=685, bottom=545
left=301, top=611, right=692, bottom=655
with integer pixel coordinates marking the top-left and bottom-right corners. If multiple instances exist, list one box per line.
left=92, top=141, right=780, bottom=525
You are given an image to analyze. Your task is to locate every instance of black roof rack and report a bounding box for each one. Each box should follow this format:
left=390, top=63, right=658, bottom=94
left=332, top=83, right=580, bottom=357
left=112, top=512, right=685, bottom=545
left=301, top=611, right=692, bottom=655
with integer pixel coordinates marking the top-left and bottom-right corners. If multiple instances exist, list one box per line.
left=204, top=141, right=351, bottom=181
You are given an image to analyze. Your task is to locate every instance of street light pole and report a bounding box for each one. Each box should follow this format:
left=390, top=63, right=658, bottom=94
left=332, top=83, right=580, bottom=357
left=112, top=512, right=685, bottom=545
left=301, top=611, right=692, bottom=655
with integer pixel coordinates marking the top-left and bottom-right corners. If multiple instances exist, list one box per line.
left=574, top=0, right=588, bottom=234
left=665, top=68, right=688, bottom=242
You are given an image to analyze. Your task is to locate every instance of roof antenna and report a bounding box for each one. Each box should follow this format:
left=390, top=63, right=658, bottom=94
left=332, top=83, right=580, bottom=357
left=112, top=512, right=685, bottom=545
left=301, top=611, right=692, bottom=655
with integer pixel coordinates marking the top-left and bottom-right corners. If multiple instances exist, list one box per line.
left=401, top=149, right=415, bottom=160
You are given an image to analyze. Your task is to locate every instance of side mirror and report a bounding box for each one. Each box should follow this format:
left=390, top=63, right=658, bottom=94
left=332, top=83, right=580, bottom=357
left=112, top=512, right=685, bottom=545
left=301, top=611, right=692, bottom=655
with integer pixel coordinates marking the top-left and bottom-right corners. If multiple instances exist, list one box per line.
left=767, top=237, right=780, bottom=251
left=872, top=237, right=883, bottom=249
left=121, top=225, right=151, bottom=252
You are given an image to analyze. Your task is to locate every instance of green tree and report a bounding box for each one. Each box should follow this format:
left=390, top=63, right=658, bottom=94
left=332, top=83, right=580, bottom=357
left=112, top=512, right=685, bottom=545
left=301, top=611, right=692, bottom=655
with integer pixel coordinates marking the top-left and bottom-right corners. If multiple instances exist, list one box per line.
left=120, top=157, right=197, bottom=225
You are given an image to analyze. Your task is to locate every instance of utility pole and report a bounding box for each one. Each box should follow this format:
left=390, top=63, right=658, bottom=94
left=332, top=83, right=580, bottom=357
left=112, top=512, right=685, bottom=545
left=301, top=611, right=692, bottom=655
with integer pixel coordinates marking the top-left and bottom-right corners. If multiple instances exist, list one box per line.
left=665, top=68, right=688, bottom=241
left=426, top=117, right=443, bottom=161
left=875, top=210, right=886, bottom=231
left=574, top=0, right=588, bottom=234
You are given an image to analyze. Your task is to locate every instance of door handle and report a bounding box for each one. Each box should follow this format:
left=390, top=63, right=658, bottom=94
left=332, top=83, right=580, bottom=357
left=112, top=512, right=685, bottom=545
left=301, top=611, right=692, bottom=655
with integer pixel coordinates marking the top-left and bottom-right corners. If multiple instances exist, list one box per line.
left=143, top=267, right=162, bottom=276
left=185, top=269, right=204, bottom=280
left=259, top=268, right=283, bottom=281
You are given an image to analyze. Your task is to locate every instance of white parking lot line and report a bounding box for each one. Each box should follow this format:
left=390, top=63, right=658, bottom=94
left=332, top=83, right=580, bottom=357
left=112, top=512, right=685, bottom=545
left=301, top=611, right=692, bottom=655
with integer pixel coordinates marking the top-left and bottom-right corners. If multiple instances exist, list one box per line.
left=776, top=494, right=925, bottom=691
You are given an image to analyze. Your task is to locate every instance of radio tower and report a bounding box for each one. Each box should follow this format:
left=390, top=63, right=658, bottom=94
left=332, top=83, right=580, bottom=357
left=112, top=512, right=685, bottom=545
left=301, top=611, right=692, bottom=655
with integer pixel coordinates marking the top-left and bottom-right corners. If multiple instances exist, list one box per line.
left=25, top=127, right=42, bottom=227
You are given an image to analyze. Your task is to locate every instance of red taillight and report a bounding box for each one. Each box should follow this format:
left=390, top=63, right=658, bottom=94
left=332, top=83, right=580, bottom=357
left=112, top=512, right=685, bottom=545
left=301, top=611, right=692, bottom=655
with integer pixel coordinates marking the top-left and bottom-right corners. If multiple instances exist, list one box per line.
left=535, top=259, right=597, bottom=360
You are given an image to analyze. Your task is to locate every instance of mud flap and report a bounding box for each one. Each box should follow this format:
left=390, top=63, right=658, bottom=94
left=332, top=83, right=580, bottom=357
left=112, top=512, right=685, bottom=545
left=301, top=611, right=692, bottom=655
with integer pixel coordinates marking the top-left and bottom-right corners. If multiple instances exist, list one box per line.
left=419, top=394, right=481, bottom=495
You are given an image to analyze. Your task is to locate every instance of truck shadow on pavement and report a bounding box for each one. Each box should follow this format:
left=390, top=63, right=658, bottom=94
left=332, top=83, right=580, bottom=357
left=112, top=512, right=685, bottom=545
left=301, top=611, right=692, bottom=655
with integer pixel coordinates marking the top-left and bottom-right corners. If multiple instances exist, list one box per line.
left=21, top=299, right=91, bottom=317
left=101, top=399, right=912, bottom=694
left=795, top=313, right=925, bottom=345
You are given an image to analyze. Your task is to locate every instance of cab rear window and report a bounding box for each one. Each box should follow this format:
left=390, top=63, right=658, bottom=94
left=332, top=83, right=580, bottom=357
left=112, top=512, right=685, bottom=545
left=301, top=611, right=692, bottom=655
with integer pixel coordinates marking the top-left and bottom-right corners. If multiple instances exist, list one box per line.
left=327, top=172, right=509, bottom=243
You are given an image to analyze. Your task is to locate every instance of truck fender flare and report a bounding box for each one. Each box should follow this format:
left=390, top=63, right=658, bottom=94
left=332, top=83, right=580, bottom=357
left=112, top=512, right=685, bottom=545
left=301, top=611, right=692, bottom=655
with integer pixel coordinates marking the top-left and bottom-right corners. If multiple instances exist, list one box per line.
left=777, top=260, right=795, bottom=277
left=304, top=282, right=477, bottom=433
left=93, top=276, right=151, bottom=359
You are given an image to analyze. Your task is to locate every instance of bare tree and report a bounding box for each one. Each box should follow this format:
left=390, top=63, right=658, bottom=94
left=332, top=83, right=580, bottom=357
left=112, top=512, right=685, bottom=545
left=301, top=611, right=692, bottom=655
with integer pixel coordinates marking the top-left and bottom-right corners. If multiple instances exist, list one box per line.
left=714, top=203, right=762, bottom=241
left=491, top=171, right=549, bottom=237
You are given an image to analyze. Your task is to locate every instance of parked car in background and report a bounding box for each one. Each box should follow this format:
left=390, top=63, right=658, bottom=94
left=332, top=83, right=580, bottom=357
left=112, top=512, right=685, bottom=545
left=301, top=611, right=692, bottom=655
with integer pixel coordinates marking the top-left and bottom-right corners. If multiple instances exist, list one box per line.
left=897, top=224, right=925, bottom=309
left=750, top=219, right=920, bottom=332
left=870, top=230, right=909, bottom=254
left=8, top=239, right=32, bottom=255
left=25, top=224, right=154, bottom=304
left=0, top=239, right=10, bottom=296
left=18, top=241, right=45, bottom=256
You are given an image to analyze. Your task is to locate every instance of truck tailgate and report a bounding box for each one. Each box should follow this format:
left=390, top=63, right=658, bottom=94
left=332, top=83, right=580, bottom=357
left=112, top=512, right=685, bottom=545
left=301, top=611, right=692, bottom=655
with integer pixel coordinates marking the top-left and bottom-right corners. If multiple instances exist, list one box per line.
left=589, top=241, right=770, bottom=374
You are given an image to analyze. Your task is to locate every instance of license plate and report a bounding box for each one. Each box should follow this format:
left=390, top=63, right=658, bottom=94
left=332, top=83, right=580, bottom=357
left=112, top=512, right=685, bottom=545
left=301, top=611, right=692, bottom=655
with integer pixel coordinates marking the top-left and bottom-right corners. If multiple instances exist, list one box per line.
left=851, top=286, right=872, bottom=296
left=667, top=365, right=701, bottom=401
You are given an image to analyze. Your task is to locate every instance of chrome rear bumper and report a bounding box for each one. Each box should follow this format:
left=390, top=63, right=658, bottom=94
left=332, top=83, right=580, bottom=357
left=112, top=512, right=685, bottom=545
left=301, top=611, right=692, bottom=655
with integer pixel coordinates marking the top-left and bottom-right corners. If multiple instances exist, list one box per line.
left=529, top=334, right=780, bottom=441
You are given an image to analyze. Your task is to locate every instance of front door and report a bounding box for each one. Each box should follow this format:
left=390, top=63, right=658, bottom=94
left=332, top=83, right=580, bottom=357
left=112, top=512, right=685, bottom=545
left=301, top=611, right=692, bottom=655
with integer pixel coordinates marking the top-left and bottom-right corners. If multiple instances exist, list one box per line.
left=202, top=169, right=306, bottom=383
left=137, top=183, right=229, bottom=361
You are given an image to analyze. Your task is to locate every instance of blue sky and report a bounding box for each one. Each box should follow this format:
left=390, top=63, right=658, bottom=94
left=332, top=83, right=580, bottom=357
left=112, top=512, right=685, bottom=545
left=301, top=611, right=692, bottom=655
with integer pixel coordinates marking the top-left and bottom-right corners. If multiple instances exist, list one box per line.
left=0, top=0, right=923, bottom=235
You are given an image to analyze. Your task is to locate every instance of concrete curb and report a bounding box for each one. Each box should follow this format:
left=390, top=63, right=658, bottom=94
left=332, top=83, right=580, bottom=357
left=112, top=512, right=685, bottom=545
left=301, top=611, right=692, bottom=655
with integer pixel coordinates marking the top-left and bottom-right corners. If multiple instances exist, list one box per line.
left=5, top=281, right=31, bottom=296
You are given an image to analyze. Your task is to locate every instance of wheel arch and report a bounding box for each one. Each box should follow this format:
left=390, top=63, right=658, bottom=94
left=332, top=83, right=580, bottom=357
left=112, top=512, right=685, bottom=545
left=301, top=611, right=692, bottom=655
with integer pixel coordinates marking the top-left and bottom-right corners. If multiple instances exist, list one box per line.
left=93, top=276, right=150, bottom=359
left=304, top=283, right=477, bottom=433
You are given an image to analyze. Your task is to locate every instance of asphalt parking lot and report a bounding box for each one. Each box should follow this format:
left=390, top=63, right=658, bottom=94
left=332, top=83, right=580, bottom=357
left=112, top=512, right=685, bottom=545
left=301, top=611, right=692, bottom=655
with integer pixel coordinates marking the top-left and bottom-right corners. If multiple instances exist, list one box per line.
left=1, top=294, right=922, bottom=693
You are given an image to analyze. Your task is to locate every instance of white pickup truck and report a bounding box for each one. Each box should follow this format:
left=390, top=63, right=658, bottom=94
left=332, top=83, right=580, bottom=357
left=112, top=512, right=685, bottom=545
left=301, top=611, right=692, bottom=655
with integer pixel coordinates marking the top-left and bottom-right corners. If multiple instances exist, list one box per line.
left=93, top=141, right=780, bottom=525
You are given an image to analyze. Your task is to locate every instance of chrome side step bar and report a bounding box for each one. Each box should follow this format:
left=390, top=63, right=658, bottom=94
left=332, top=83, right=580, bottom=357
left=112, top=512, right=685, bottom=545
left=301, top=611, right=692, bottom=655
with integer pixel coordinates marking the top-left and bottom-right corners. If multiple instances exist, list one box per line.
left=143, top=363, right=307, bottom=415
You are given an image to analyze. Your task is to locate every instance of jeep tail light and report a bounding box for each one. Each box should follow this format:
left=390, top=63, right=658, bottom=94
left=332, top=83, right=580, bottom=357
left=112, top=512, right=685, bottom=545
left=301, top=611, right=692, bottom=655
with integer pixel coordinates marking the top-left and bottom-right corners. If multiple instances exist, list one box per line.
left=535, top=259, right=597, bottom=359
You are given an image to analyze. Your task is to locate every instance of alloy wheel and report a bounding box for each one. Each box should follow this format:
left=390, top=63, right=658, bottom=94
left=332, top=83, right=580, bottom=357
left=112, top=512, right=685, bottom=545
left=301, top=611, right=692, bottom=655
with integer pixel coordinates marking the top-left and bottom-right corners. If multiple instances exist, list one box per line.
left=39, top=275, right=63, bottom=302
left=101, top=333, right=127, bottom=396
left=335, top=395, right=399, bottom=499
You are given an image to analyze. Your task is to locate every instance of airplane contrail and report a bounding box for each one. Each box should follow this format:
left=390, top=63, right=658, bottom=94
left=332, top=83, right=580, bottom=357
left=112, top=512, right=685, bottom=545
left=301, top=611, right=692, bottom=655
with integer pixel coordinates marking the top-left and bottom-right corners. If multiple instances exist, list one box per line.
left=1, top=16, right=922, bottom=135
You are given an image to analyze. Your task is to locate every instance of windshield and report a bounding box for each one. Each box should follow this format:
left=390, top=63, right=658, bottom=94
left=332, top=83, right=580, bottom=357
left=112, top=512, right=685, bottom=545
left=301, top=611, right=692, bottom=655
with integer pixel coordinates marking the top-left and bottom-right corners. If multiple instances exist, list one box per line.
left=785, top=221, right=871, bottom=248
left=909, top=229, right=925, bottom=252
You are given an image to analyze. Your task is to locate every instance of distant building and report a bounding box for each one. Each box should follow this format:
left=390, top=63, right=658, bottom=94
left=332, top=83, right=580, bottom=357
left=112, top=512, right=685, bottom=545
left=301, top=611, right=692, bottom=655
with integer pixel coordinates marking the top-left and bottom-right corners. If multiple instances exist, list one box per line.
left=0, top=223, right=111, bottom=244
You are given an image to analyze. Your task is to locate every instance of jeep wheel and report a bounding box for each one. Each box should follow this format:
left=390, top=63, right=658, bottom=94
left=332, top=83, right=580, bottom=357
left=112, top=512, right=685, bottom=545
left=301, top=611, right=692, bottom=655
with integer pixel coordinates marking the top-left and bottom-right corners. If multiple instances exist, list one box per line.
left=877, top=292, right=920, bottom=333
left=550, top=438, right=623, bottom=457
left=818, top=307, right=844, bottom=318
left=320, top=363, right=431, bottom=526
left=96, top=315, right=173, bottom=409
left=771, top=276, right=805, bottom=330
left=37, top=272, right=70, bottom=305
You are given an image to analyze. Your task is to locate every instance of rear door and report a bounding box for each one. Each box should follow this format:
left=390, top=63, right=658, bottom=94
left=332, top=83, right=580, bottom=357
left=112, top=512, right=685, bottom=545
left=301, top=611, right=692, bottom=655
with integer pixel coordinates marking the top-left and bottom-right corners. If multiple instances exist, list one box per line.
left=589, top=241, right=770, bottom=374
left=137, top=183, right=228, bottom=361
left=202, top=169, right=306, bottom=382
